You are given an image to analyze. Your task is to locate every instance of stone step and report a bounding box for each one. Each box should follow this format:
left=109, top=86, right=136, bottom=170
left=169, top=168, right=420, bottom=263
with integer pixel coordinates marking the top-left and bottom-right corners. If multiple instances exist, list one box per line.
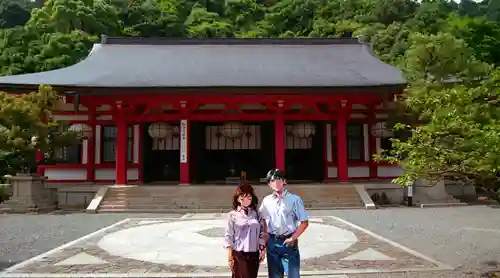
left=106, top=198, right=361, bottom=203
left=98, top=208, right=230, bottom=213
left=99, top=202, right=363, bottom=210
left=97, top=184, right=365, bottom=212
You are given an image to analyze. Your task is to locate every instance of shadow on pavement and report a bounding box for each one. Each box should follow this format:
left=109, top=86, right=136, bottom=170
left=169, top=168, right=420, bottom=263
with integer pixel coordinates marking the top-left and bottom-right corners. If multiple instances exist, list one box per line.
left=0, top=261, right=19, bottom=271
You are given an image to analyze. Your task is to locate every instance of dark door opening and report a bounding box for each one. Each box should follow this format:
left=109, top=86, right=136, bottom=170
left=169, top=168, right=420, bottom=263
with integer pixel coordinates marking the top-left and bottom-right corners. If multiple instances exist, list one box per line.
left=192, top=121, right=273, bottom=183
left=142, top=123, right=180, bottom=183
left=284, top=121, right=325, bottom=182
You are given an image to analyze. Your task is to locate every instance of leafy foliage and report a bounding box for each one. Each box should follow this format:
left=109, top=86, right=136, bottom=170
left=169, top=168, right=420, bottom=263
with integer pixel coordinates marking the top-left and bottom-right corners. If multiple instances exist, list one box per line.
left=0, top=85, right=77, bottom=174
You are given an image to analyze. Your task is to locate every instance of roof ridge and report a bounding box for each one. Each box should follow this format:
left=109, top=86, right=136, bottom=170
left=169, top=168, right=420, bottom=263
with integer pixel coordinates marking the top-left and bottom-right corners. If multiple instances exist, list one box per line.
left=100, top=35, right=361, bottom=46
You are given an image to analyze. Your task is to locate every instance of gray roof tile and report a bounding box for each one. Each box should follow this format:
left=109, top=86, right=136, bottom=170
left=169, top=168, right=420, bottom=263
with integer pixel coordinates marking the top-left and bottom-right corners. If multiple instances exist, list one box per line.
left=0, top=38, right=406, bottom=89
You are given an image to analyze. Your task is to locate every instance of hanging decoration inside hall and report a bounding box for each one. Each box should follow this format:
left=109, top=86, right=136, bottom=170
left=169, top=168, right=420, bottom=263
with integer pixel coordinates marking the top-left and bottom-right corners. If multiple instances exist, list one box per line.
left=219, top=121, right=245, bottom=139
left=291, top=121, right=316, bottom=138
left=148, top=122, right=173, bottom=139
left=370, top=121, right=393, bottom=138
left=68, top=123, right=92, bottom=140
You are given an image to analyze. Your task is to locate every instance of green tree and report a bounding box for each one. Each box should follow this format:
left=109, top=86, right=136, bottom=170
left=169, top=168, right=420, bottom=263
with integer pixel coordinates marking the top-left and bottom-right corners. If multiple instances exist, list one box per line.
left=28, top=0, right=121, bottom=35
left=363, top=0, right=417, bottom=25
left=376, top=33, right=498, bottom=199
left=115, top=0, right=185, bottom=37
left=444, top=14, right=500, bottom=66
left=0, top=85, right=77, bottom=175
left=185, top=4, right=234, bottom=37
left=0, top=27, right=96, bottom=75
left=401, top=32, right=489, bottom=85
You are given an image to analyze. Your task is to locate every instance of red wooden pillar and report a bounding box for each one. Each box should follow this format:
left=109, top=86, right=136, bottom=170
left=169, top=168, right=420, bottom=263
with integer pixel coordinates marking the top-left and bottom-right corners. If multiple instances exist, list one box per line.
left=36, top=152, right=44, bottom=176
left=87, top=106, right=95, bottom=182
left=336, top=113, right=348, bottom=182
left=115, top=111, right=128, bottom=185
left=274, top=114, right=285, bottom=172
left=179, top=119, right=190, bottom=185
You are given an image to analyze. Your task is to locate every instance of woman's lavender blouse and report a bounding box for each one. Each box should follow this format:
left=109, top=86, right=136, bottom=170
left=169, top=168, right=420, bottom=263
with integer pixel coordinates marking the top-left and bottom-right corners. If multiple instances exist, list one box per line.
left=224, top=207, right=266, bottom=252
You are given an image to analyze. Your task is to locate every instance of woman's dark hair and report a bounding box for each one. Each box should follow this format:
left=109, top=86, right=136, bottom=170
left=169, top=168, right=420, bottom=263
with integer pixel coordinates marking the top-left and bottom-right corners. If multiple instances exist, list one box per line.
left=232, top=181, right=259, bottom=211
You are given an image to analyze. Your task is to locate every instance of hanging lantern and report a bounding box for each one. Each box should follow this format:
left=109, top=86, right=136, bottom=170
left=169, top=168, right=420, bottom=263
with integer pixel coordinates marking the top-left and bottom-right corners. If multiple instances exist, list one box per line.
left=219, top=121, right=245, bottom=139
left=292, top=121, right=316, bottom=138
left=371, top=122, right=393, bottom=138
left=148, top=122, right=173, bottom=139
left=68, top=123, right=92, bottom=139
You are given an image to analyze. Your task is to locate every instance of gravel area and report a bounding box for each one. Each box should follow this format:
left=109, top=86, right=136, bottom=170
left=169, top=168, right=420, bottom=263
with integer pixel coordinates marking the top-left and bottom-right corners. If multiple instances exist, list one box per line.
left=0, top=213, right=181, bottom=270
left=316, top=206, right=500, bottom=277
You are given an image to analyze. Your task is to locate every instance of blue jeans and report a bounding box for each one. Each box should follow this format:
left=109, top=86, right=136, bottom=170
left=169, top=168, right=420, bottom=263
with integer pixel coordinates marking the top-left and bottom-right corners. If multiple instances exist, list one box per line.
left=266, top=235, right=300, bottom=278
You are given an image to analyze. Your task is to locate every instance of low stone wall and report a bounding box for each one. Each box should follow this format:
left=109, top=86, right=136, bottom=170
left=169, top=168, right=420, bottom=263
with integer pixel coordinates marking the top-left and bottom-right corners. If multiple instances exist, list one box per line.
left=47, top=183, right=102, bottom=209
left=364, top=182, right=404, bottom=205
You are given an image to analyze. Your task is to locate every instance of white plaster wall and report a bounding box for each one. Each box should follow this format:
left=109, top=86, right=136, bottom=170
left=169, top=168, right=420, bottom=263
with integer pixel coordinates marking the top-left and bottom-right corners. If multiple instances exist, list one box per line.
left=328, top=167, right=372, bottom=179
left=56, top=103, right=88, bottom=111
left=351, top=104, right=367, bottom=109
left=81, top=139, right=88, bottom=164
left=348, top=166, right=370, bottom=178
left=350, top=113, right=366, bottom=119
left=44, top=168, right=87, bottom=181
left=96, top=115, right=112, bottom=120
left=96, top=105, right=112, bottom=111
left=327, top=167, right=338, bottom=178
left=376, top=137, right=382, bottom=154
left=53, top=115, right=89, bottom=121
left=95, top=168, right=139, bottom=181
left=377, top=166, right=404, bottom=177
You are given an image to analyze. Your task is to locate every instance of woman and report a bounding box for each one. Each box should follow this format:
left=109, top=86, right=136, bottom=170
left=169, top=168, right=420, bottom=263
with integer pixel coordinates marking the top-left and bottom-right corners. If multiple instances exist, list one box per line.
left=224, top=182, right=267, bottom=278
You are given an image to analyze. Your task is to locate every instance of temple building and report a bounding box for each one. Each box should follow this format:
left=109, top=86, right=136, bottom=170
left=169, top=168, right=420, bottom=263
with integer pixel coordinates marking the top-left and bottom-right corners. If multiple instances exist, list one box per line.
left=0, top=36, right=414, bottom=211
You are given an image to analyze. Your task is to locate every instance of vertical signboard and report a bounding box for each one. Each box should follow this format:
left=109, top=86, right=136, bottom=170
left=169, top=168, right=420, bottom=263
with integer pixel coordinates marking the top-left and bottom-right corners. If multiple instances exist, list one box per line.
left=180, top=119, right=188, bottom=163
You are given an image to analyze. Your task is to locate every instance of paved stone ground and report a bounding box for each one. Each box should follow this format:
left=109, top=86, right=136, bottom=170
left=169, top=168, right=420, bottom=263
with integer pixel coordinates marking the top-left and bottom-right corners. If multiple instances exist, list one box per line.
left=0, top=206, right=499, bottom=277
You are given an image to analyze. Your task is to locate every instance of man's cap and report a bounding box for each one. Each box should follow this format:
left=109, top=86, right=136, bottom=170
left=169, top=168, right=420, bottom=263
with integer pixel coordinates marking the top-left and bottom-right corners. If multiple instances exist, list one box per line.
left=266, top=169, right=285, bottom=182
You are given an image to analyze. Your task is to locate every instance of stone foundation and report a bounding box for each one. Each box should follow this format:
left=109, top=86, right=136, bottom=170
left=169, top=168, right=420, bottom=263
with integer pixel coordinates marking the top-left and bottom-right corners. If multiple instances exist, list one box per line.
left=0, top=175, right=56, bottom=213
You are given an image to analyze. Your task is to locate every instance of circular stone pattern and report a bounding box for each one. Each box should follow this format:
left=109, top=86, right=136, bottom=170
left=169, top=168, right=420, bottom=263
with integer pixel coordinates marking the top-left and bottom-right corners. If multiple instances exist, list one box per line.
left=97, top=219, right=358, bottom=266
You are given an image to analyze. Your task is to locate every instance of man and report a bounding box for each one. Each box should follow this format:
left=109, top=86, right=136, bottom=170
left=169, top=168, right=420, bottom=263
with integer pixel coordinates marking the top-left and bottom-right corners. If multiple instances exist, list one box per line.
left=259, top=169, right=309, bottom=278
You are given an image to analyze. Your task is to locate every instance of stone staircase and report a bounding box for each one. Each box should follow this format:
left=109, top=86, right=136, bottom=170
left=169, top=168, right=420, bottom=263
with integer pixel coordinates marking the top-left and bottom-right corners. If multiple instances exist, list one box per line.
left=97, top=184, right=364, bottom=213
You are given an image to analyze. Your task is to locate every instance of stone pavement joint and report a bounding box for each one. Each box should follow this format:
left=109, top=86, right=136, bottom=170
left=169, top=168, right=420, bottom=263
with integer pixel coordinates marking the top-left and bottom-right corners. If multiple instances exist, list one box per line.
left=0, top=216, right=453, bottom=277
